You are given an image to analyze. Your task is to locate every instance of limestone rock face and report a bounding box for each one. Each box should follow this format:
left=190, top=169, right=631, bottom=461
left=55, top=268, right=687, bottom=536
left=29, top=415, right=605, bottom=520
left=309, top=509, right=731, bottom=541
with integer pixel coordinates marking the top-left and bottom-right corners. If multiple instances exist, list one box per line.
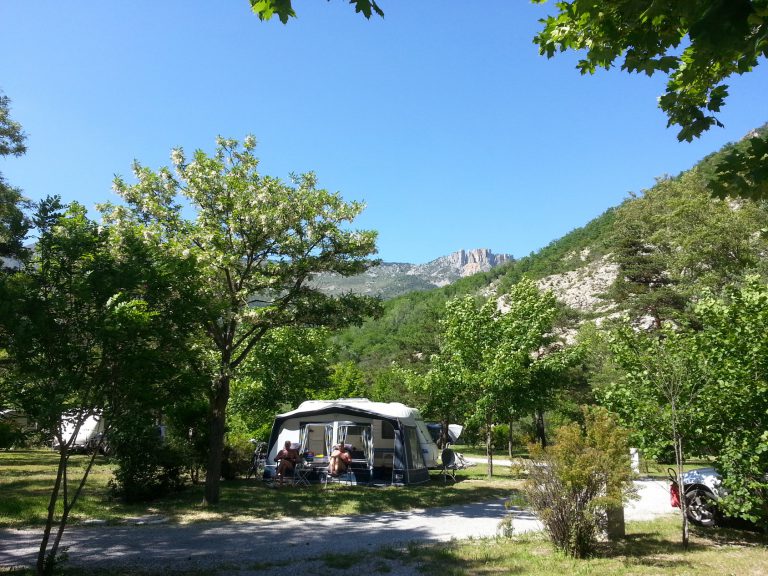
left=535, top=256, right=619, bottom=313
left=411, top=248, right=513, bottom=287
left=312, top=248, right=513, bottom=299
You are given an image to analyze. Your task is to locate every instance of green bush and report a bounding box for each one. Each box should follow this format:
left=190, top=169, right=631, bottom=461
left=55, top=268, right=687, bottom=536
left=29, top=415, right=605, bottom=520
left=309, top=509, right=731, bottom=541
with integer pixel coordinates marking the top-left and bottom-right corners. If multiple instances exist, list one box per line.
left=109, top=418, right=188, bottom=503
left=491, top=423, right=532, bottom=452
left=0, top=419, right=25, bottom=449
left=221, top=433, right=254, bottom=480
left=521, top=406, right=635, bottom=558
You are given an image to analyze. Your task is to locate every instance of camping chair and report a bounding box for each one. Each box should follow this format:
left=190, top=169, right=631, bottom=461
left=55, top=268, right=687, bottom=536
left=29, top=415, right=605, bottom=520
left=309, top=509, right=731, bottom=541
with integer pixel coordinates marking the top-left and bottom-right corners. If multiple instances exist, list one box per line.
left=440, top=447, right=459, bottom=483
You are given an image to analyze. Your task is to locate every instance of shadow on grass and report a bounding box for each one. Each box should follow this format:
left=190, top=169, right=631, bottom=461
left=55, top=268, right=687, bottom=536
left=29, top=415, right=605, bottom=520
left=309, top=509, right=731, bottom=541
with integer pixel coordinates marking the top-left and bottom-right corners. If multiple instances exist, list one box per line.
left=692, top=523, right=768, bottom=546
left=401, top=540, right=529, bottom=576
left=596, top=522, right=768, bottom=571
left=599, top=531, right=705, bottom=571
left=201, top=477, right=516, bottom=521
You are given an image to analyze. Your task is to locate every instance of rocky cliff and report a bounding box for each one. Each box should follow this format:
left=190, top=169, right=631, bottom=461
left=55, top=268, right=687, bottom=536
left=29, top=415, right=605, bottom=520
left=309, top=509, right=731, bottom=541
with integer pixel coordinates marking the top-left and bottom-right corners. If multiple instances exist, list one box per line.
left=416, top=249, right=513, bottom=286
left=312, top=248, right=513, bottom=299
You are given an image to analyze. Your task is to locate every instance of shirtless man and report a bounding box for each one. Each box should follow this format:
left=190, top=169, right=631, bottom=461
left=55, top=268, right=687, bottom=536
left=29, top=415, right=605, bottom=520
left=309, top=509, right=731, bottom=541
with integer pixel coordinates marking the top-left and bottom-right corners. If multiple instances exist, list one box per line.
left=328, top=442, right=351, bottom=476
left=275, top=440, right=299, bottom=485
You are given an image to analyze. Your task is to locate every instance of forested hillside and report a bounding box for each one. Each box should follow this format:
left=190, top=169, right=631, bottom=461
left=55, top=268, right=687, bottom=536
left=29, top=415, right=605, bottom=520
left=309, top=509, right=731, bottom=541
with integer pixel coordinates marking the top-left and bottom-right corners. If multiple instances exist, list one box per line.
left=336, top=124, right=768, bottom=381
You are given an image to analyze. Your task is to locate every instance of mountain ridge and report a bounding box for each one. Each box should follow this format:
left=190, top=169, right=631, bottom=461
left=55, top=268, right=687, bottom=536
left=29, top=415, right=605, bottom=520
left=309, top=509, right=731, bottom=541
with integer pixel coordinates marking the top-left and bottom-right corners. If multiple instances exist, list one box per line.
left=335, top=124, right=768, bottom=372
left=313, top=248, right=513, bottom=299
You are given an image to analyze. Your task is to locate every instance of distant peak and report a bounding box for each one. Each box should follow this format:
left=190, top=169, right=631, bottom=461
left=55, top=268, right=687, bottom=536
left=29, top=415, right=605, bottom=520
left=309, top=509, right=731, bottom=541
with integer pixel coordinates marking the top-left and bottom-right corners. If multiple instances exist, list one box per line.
left=435, top=248, right=513, bottom=268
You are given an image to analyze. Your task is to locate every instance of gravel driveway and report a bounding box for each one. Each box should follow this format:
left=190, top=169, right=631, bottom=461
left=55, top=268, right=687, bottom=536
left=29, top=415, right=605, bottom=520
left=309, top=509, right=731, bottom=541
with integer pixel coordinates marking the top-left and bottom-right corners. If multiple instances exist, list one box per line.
left=0, top=479, right=676, bottom=575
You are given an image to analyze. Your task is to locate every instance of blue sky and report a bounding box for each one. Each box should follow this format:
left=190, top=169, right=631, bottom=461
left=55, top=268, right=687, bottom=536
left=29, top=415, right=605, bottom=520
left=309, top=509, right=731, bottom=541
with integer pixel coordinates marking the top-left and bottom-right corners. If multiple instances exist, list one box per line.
left=2, top=1, right=767, bottom=264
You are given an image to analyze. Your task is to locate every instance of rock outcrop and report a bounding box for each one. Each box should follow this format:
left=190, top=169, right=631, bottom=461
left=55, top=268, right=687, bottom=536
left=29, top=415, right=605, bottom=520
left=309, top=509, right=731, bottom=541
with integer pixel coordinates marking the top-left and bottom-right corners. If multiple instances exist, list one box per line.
left=312, top=248, right=513, bottom=299
left=535, top=256, right=619, bottom=314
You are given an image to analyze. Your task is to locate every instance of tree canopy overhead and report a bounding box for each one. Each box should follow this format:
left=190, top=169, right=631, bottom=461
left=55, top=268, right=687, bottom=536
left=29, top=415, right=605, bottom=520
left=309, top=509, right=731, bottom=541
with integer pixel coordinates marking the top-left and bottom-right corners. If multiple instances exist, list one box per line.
left=533, top=0, right=767, bottom=143
left=250, top=0, right=383, bottom=23
left=533, top=1, right=768, bottom=198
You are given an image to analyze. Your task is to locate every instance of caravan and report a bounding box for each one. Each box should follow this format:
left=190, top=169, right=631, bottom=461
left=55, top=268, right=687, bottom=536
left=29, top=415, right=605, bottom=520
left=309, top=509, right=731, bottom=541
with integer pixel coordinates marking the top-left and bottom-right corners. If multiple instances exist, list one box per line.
left=53, top=412, right=106, bottom=453
left=266, top=398, right=440, bottom=485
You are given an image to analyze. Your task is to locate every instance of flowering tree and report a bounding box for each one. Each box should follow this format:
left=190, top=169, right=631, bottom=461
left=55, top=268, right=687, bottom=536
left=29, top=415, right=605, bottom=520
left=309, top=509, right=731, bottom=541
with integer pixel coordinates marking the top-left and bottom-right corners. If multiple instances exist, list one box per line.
left=107, top=136, right=379, bottom=504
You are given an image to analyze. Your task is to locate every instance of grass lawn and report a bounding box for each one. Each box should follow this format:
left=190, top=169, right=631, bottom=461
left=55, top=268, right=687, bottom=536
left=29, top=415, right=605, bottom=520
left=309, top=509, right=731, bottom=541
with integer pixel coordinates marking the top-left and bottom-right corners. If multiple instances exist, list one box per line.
left=1, top=450, right=766, bottom=575
left=0, top=449, right=520, bottom=528
left=394, top=518, right=768, bottom=576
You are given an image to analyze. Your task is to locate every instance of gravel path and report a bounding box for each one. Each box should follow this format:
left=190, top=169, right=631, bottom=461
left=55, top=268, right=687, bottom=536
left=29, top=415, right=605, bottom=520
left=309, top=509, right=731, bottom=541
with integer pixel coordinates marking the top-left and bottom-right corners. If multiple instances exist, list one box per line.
left=0, top=480, right=675, bottom=575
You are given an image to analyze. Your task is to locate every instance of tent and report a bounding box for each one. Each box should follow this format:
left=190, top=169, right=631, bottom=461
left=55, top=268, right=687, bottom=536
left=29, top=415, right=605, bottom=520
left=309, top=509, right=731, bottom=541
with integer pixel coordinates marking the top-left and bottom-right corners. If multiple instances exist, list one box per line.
left=266, top=398, right=440, bottom=485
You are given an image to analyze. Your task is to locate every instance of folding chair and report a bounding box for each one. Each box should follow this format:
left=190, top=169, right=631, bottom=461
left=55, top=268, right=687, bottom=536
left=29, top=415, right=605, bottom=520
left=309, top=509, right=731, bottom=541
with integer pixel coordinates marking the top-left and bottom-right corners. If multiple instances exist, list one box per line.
left=440, top=447, right=459, bottom=483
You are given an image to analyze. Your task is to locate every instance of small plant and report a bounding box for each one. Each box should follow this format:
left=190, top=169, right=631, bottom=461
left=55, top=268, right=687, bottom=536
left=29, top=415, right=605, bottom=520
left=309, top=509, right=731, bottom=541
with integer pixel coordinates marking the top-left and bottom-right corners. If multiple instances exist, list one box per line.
left=221, top=433, right=253, bottom=480
left=521, top=406, right=635, bottom=558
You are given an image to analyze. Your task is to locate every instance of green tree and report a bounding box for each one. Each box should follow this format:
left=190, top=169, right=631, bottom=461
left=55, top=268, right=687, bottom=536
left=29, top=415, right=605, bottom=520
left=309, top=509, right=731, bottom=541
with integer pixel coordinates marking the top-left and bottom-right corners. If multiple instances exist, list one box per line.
left=437, top=279, right=563, bottom=476
left=602, top=324, right=706, bottom=546
left=609, top=170, right=767, bottom=326
left=0, top=90, right=30, bottom=264
left=693, top=277, right=768, bottom=528
left=601, top=278, right=768, bottom=532
left=0, top=203, right=201, bottom=575
left=322, top=360, right=368, bottom=399
left=108, top=136, right=380, bottom=504
left=533, top=0, right=768, bottom=198
left=408, top=355, right=470, bottom=449
left=229, top=327, right=335, bottom=436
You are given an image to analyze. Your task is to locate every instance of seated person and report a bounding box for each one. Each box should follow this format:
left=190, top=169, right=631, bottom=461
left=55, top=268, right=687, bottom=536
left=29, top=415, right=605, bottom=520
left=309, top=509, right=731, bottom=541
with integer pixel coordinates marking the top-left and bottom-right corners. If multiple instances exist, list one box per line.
left=275, top=440, right=299, bottom=485
left=328, top=442, right=351, bottom=476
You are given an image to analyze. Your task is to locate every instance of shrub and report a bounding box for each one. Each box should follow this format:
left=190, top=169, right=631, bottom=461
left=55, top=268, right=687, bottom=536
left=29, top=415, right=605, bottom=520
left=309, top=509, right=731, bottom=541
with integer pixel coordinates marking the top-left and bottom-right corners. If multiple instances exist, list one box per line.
left=0, top=419, right=25, bottom=449
left=221, top=433, right=254, bottom=480
left=521, top=406, right=635, bottom=558
left=109, top=417, right=188, bottom=503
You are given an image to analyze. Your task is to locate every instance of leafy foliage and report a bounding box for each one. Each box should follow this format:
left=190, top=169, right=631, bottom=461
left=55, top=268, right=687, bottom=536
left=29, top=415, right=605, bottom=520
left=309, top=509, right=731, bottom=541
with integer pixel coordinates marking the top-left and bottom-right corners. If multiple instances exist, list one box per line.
left=709, top=124, right=768, bottom=200
left=597, top=278, right=768, bottom=529
left=533, top=1, right=768, bottom=198
left=533, top=1, right=767, bottom=141
left=0, top=202, right=202, bottom=574
left=108, top=136, right=380, bottom=504
left=249, top=0, right=384, bottom=23
left=608, top=168, right=768, bottom=327
left=430, top=280, right=574, bottom=474
left=0, top=91, right=30, bottom=264
left=522, top=406, right=635, bottom=558
left=229, top=326, right=335, bottom=436
left=693, top=278, right=768, bottom=527
left=0, top=91, right=26, bottom=158
left=109, top=416, right=188, bottom=503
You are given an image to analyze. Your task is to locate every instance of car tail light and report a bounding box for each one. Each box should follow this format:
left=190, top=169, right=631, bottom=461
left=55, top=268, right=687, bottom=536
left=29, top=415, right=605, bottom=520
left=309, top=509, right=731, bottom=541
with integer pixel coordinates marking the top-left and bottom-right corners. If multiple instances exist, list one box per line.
left=670, top=481, right=681, bottom=508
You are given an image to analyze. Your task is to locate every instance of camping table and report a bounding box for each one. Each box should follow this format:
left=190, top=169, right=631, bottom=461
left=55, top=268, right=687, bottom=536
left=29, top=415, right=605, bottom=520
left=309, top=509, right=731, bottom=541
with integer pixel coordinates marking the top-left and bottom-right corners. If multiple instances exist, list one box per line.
left=292, top=462, right=312, bottom=487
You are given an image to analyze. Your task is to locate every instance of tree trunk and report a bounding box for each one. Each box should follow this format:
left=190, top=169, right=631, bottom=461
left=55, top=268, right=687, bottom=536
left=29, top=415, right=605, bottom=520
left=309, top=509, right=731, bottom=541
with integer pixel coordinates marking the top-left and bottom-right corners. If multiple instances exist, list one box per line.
left=37, top=448, right=66, bottom=576
left=606, top=505, right=626, bottom=540
left=508, top=418, right=514, bottom=459
left=440, top=417, right=450, bottom=449
left=485, top=415, right=493, bottom=479
left=534, top=409, right=547, bottom=448
left=203, top=372, right=230, bottom=506
left=674, top=434, right=689, bottom=548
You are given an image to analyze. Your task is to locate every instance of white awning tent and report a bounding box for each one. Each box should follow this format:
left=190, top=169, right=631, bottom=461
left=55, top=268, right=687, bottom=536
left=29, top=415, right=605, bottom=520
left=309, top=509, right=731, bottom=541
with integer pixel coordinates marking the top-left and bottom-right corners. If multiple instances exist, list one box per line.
left=266, top=398, right=441, bottom=485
